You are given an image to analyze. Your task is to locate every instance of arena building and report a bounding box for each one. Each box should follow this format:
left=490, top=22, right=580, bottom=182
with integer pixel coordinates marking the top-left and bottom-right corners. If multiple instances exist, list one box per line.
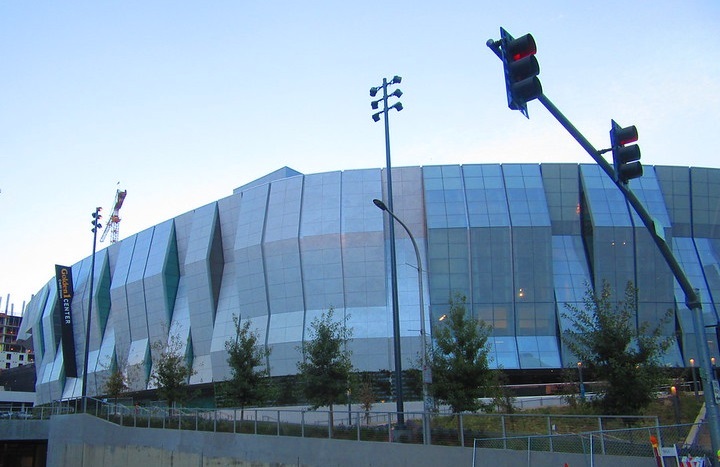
left=17, top=164, right=720, bottom=405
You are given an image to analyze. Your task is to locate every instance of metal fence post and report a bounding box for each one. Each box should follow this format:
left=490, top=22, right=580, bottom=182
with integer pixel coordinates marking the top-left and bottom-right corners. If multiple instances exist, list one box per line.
left=547, top=416, right=554, bottom=452
left=502, top=415, right=507, bottom=450
left=460, top=413, right=465, bottom=447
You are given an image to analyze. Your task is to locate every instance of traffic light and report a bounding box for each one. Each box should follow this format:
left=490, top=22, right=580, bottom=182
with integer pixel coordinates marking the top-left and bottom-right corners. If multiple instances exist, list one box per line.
left=610, top=120, right=642, bottom=184
left=499, top=27, right=542, bottom=118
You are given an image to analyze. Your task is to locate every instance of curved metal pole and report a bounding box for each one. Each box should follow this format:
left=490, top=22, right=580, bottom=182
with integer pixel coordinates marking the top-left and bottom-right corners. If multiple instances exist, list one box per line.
left=373, top=199, right=431, bottom=443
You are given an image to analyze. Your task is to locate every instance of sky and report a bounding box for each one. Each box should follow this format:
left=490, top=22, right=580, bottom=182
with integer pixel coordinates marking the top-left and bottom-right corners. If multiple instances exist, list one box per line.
left=1, top=1, right=719, bottom=313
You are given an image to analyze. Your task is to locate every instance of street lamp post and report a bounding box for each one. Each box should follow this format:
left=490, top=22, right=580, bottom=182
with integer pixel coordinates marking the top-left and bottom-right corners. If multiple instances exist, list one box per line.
left=82, top=207, right=102, bottom=413
left=370, top=76, right=405, bottom=429
left=577, top=361, right=585, bottom=402
left=373, top=198, right=432, bottom=445
left=690, top=358, right=699, bottom=400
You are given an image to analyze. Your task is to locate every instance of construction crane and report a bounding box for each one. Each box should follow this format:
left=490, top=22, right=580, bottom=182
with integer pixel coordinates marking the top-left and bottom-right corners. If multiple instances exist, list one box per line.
left=100, top=188, right=127, bottom=243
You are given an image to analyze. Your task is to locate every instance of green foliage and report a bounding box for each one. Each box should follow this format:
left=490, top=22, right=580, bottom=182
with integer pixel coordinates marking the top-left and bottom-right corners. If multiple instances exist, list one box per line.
left=562, top=280, right=672, bottom=416
left=296, top=307, right=353, bottom=424
left=151, top=331, right=196, bottom=409
left=222, top=316, right=271, bottom=414
left=358, top=378, right=375, bottom=424
left=429, top=294, right=493, bottom=413
left=100, top=355, right=128, bottom=405
left=104, top=367, right=128, bottom=403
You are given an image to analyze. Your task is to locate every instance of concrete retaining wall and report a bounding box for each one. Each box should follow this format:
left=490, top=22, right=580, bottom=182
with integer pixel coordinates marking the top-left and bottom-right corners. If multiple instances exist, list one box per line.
left=1, top=415, right=660, bottom=467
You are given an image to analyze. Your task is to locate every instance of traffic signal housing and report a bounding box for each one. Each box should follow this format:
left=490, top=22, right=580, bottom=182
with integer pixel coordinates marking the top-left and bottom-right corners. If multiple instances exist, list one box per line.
left=499, top=27, right=542, bottom=118
left=610, top=120, right=642, bottom=184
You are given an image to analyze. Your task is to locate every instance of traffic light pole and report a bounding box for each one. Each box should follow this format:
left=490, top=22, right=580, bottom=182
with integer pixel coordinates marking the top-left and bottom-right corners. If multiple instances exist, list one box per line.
left=536, top=93, right=720, bottom=459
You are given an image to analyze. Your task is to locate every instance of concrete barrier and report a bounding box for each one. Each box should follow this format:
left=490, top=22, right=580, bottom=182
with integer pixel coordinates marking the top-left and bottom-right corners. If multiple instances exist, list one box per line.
left=1, top=414, right=661, bottom=467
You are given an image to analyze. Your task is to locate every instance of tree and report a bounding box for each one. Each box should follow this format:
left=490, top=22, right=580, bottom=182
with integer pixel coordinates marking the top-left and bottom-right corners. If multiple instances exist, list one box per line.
left=562, top=280, right=672, bottom=416
left=358, top=378, right=375, bottom=425
left=151, top=331, right=196, bottom=412
left=222, top=316, right=271, bottom=419
left=102, top=357, right=128, bottom=414
left=104, top=366, right=128, bottom=408
left=296, top=307, right=353, bottom=431
left=429, top=293, right=494, bottom=414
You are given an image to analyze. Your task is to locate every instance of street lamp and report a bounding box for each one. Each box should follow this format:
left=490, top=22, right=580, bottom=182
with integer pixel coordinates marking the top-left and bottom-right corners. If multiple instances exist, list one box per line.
left=373, top=198, right=432, bottom=445
left=577, top=361, right=586, bottom=402
left=82, top=207, right=102, bottom=412
left=670, top=386, right=681, bottom=425
left=370, top=75, right=405, bottom=429
left=690, top=358, right=699, bottom=400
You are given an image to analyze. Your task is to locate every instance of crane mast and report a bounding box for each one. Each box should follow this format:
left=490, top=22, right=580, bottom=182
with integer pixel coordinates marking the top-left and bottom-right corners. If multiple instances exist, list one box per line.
left=100, top=189, right=127, bottom=243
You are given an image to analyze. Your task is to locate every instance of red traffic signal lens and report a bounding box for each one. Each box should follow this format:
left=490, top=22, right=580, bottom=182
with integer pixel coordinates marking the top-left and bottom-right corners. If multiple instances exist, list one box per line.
left=614, top=125, right=638, bottom=146
left=506, top=34, right=536, bottom=62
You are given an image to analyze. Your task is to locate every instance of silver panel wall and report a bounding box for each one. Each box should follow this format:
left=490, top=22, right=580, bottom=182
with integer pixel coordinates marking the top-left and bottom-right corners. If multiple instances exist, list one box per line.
left=20, top=164, right=720, bottom=404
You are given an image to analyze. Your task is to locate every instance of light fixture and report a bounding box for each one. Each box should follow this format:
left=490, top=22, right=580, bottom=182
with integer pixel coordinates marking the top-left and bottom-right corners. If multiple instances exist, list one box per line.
left=373, top=198, right=387, bottom=211
left=370, top=87, right=379, bottom=97
left=372, top=113, right=381, bottom=122
left=392, top=89, right=403, bottom=98
left=393, top=102, right=403, bottom=112
left=392, top=75, right=402, bottom=84
left=371, top=100, right=379, bottom=110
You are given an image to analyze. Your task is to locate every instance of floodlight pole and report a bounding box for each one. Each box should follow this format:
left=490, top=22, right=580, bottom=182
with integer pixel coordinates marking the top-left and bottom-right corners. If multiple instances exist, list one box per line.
left=370, top=76, right=405, bottom=429
left=535, top=92, right=720, bottom=459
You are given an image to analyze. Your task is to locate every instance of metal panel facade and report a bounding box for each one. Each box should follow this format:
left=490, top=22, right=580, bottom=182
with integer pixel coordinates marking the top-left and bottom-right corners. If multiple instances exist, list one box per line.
left=24, top=164, right=720, bottom=404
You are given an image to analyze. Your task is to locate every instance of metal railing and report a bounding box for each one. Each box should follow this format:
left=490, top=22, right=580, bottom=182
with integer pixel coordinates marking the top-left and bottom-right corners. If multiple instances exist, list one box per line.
left=5, top=397, right=711, bottom=459
left=472, top=423, right=712, bottom=467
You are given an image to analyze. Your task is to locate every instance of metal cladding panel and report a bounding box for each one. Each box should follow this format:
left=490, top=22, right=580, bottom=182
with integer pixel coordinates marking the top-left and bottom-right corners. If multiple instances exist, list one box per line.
left=186, top=203, right=221, bottom=356
left=22, top=164, right=720, bottom=403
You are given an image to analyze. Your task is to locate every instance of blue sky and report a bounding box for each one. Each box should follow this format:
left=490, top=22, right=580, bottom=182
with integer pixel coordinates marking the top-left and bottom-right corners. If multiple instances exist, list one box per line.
left=1, top=1, right=719, bottom=311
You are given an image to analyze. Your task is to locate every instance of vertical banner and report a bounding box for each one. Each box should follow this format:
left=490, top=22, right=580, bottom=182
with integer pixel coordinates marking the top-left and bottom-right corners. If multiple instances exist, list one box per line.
left=55, top=265, right=78, bottom=377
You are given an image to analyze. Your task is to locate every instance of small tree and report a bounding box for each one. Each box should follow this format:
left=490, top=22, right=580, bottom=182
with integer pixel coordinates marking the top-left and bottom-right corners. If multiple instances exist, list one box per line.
left=358, top=377, right=375, bottom=425
left=105, top=367, right=128, bottom=408
left=562, top=280, right=672, bottom=416
left=296, top=307, right=353, bottom=431
left=430, top=293, right=493, bottom=414
left=223, top=315, right=271, bottom=419
left=151, top=331, right=196, bottom=412
left=102, top=357, right=129, bottom=414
